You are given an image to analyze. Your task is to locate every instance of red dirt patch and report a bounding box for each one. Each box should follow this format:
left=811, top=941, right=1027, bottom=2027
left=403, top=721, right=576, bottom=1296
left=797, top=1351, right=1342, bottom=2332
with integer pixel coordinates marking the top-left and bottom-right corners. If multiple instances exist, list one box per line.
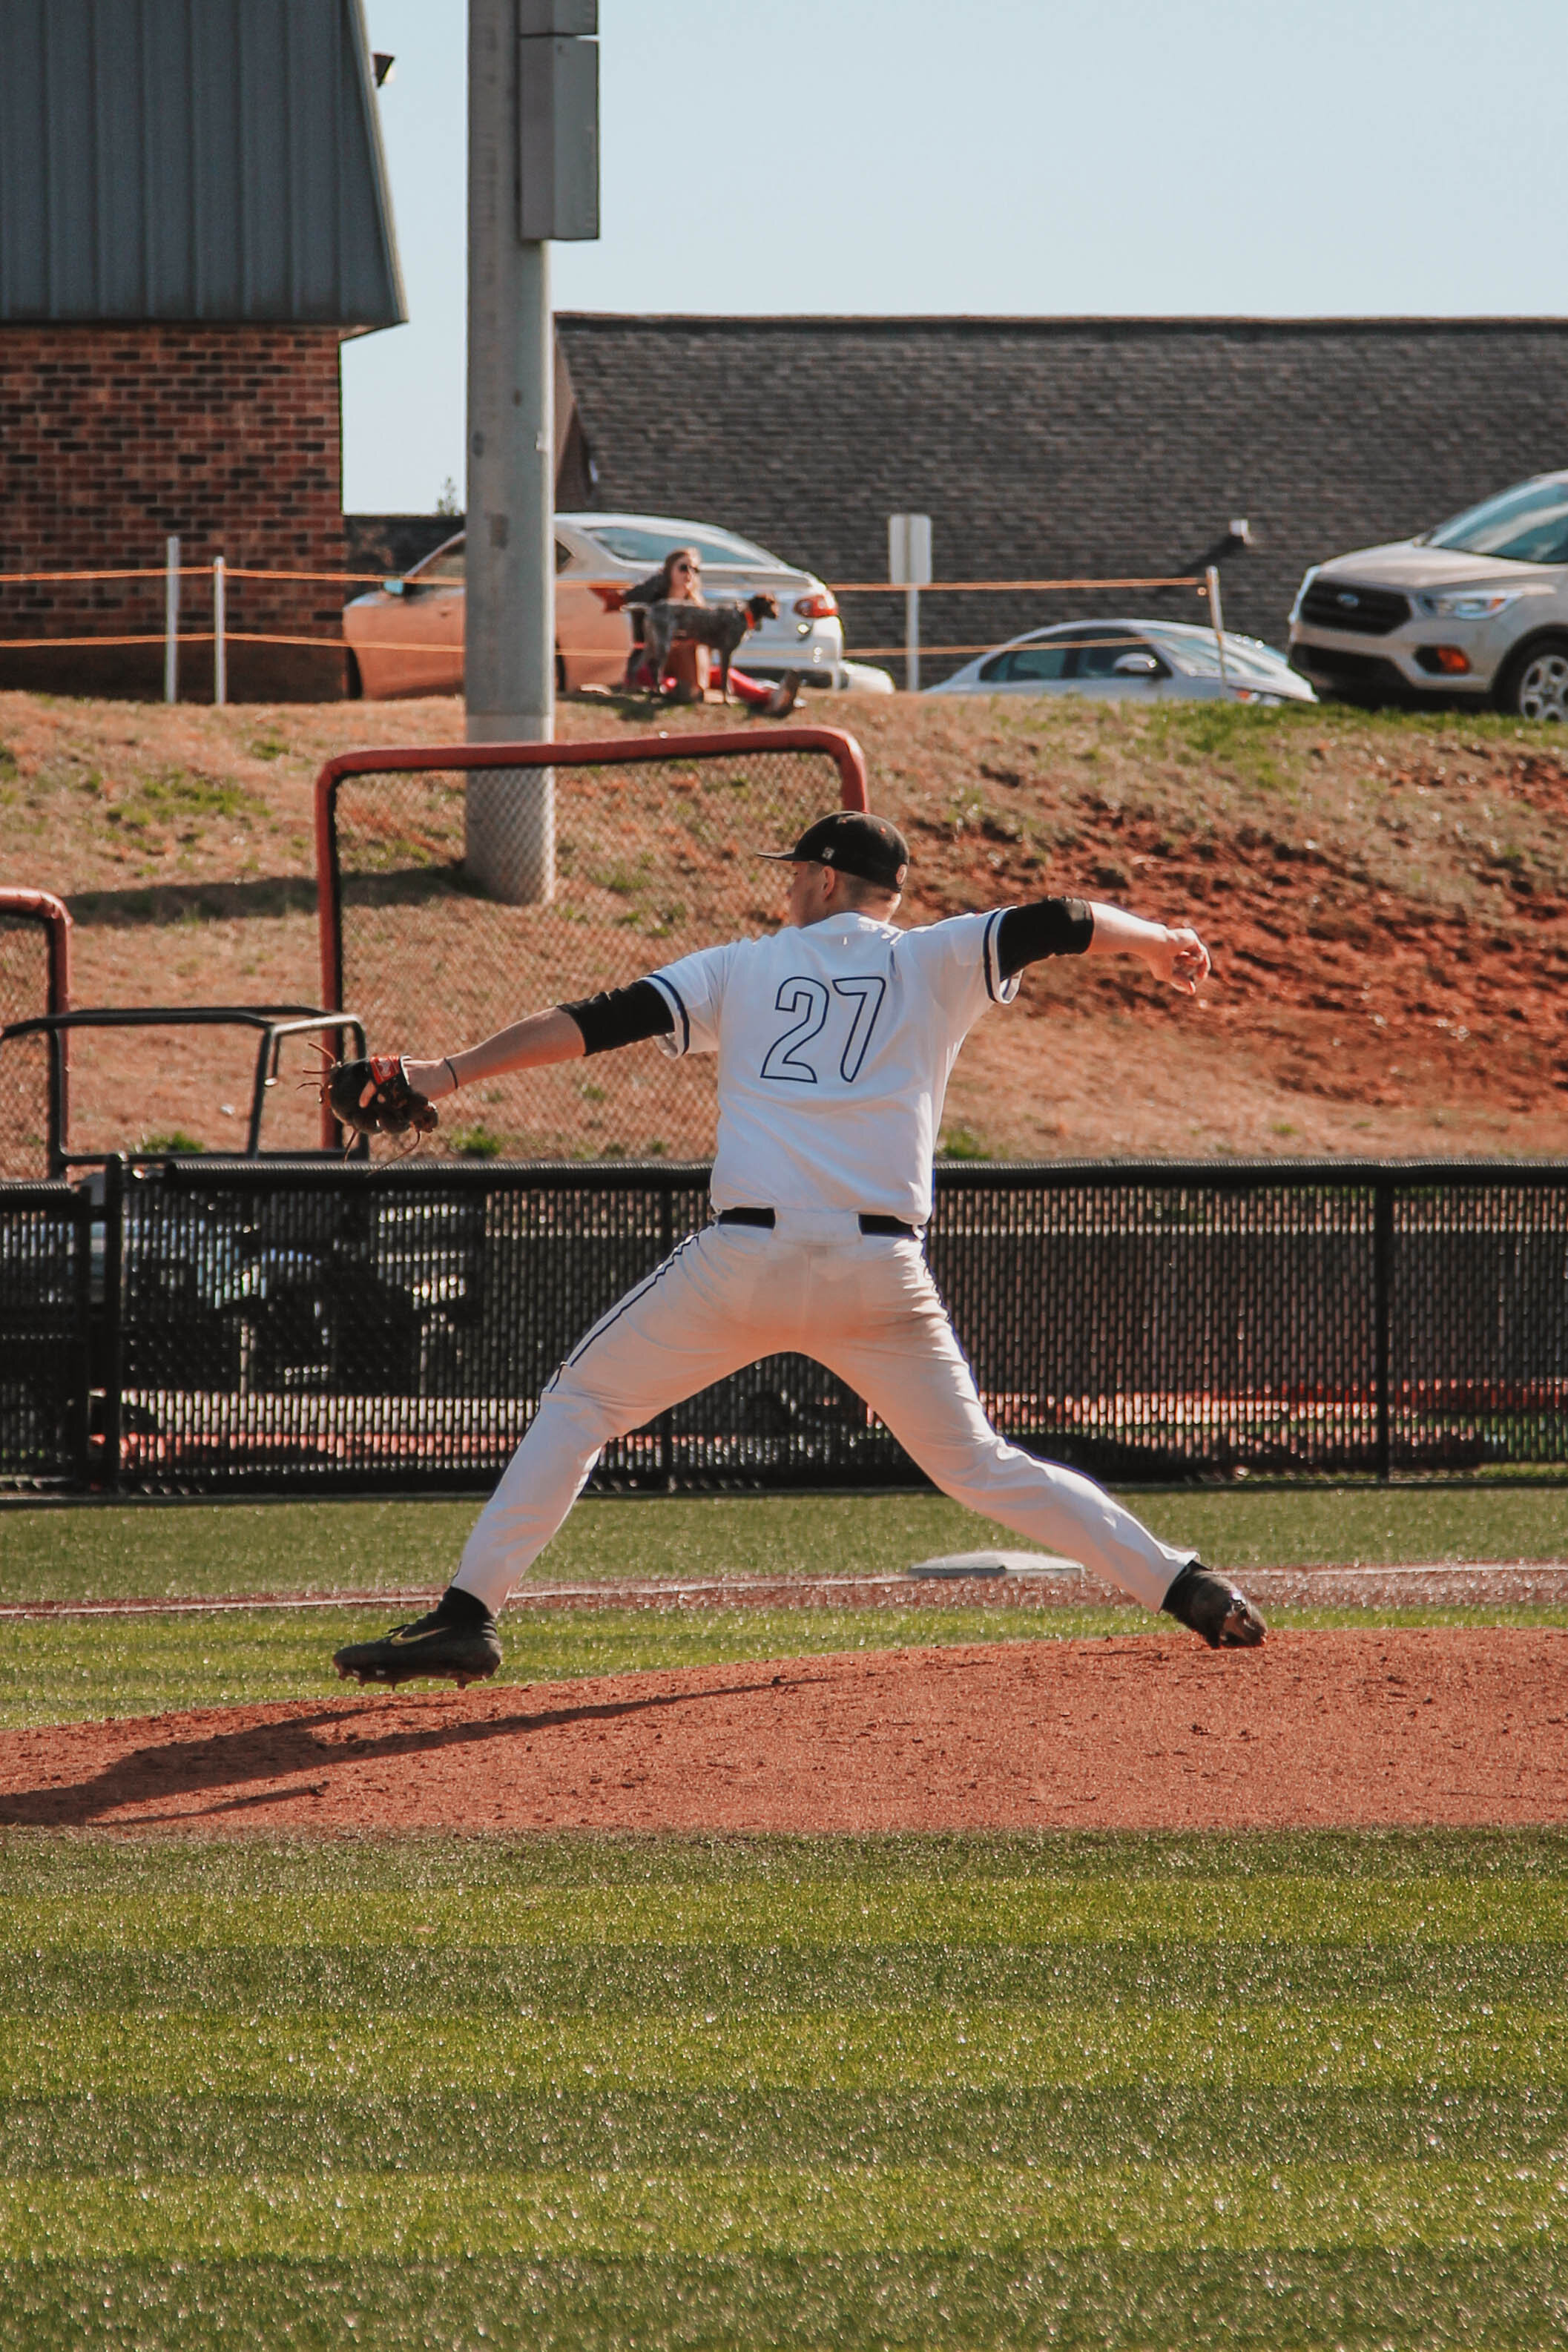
left=3, top=1627, right=1564, bottom=1836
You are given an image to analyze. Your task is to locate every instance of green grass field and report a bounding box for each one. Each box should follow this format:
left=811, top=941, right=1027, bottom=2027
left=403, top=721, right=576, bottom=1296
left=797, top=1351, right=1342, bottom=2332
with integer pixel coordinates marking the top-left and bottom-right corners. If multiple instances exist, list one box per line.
left=3, top=1478, right=1566, bottom=1604
left=2, top=1487, right=1566, bottom=2345
left=1, top=1832, right=1564, bottom=2348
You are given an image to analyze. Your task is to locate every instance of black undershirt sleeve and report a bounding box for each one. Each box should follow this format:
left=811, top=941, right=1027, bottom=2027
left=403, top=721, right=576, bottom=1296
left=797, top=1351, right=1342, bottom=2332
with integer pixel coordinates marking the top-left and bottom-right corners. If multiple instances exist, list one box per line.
left=559, top=978, right=676, bottom=1057
left=995, top=896, right=1095, bottom=981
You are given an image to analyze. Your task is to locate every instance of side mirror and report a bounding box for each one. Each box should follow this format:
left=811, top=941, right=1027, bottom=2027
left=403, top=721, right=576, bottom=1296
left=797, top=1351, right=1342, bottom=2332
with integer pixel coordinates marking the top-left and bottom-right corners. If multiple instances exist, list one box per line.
left=382, top=577, right=406, bottom=597
left=1112, top=650, right=1159, bottom=676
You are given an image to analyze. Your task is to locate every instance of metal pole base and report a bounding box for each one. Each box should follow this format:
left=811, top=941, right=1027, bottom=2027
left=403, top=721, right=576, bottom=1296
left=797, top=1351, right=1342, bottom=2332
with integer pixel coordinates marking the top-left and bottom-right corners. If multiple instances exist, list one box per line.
left=463, top=762, right=556, bottom=905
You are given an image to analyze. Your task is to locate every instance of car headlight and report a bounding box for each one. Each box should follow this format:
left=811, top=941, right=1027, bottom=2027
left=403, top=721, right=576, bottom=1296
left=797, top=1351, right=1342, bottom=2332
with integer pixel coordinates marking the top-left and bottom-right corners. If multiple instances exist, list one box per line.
left=1414, top=587, right=1523, bottom=619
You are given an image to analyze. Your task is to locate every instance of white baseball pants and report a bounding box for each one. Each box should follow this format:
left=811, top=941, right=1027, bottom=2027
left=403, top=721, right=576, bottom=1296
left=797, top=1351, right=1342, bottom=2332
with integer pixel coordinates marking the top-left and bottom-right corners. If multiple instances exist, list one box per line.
left=453, top=1208, right=1195, bottom=1615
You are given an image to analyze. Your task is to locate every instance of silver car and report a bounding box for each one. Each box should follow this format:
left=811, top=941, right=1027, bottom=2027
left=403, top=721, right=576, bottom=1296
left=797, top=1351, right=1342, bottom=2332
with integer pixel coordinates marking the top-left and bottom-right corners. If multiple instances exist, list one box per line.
left=1288, top=471, right=1568, bottom=719
left=926, top=618, right=1315, bottom=704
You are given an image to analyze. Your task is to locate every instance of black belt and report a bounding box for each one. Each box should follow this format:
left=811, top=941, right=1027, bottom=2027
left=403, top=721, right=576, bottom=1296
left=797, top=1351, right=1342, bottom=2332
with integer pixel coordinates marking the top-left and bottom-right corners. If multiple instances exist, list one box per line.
left=717, top=1207, right=919, bottom=1238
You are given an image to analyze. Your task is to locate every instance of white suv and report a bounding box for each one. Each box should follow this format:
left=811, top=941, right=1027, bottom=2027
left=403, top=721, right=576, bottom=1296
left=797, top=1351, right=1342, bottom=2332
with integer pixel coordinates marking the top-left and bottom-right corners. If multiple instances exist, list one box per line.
left=1288, top=471, right=1568, bottom=720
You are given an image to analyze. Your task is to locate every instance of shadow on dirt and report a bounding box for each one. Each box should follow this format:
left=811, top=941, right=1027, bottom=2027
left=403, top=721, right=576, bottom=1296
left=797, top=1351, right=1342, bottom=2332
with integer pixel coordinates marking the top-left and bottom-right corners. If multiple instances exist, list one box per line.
left=0, top=1672, right=813, bottom=1829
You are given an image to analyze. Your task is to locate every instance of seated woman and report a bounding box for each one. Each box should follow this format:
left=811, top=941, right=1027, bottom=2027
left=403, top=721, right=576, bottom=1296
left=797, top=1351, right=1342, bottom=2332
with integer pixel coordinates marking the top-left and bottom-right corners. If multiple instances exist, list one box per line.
left=622, top=547, right=801, bottom=716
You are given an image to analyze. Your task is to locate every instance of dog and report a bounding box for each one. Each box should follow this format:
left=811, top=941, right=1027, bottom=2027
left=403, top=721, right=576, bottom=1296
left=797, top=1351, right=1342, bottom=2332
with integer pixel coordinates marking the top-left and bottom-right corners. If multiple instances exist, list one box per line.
left=642, top=591, right=780, bottom=702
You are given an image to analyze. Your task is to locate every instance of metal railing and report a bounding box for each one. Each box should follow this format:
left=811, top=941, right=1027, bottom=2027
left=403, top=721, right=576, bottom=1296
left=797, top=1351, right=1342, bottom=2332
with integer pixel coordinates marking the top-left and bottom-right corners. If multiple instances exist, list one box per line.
left=1, top=557, right=1219, bottom=694
left=3, top=1156, right=1564, bottom=1496
left=0, top=1008, right=367, bottom=1177
left=0, top=547, right=371, bottom=701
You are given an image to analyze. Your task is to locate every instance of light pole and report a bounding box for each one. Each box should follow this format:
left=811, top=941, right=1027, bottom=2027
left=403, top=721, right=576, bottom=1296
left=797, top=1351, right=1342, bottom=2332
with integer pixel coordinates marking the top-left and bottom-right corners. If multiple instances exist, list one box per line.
left=464, top=1, right=598, bottom=900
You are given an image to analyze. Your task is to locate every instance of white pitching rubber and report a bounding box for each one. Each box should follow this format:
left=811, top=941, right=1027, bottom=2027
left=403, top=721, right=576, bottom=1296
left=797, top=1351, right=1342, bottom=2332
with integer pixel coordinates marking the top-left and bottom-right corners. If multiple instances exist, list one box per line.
left=907, top=1550, right=1084, bottom=1581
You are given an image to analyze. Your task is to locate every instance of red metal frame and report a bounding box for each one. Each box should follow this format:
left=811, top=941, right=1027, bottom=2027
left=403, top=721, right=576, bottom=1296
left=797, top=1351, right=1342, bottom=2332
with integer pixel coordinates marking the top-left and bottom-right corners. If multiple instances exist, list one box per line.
left=0, top=889, right=73, bottom=1173
left=312, top=725, right=869, bottom=1016
left=0, top=888, right=72, bottom=1015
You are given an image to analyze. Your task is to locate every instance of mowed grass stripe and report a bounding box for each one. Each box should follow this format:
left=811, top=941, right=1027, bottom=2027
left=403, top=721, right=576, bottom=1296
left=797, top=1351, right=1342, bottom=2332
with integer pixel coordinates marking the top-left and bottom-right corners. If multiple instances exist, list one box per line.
left=8, top=2247, right=1568, bottom=2352
left=7, top=1874, right=1566, bottom=1946
left=6, top=1827, right=1563, bottom=1891
left=4, top=2004, right=1564, bottom=2098
left=8, top=2087, right=1567, bottom=2175
left=7, top=1940, right=1568, bottom=2015
left=3, top=2160, right=1567, bottom=2256
left=12, top=2088, right=1568, bottom=2173
left=2, top=1601, right=1567, bottom=1729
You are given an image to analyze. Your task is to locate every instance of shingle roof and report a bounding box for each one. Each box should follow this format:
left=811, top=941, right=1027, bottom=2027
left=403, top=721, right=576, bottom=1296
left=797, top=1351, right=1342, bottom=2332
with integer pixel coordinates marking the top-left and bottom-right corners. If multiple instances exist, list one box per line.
left=556, top=314, right=1568, bottom=660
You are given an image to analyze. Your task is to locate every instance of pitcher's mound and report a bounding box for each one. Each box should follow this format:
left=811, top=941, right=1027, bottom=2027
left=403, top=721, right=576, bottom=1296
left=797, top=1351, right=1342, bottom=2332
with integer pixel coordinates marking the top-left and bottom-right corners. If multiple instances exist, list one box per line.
left=3, top=1627, right=1566, bottom=1837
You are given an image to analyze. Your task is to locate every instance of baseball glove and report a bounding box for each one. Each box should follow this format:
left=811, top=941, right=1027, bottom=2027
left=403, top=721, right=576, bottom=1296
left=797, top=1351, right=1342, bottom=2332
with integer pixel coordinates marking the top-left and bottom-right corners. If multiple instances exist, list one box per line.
left=323, top=1055, right=439, bottom=1142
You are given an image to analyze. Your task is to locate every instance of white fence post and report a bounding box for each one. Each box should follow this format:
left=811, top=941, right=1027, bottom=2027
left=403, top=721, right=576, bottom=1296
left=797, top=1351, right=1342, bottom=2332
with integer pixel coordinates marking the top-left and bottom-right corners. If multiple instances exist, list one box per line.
left=212, top=556, right=226, bottom=708
left=1206, top=564, right=1229, bottom=694
left=888, top=513, right=932, bottom=693
left=163, top=536, right=180, bottom=703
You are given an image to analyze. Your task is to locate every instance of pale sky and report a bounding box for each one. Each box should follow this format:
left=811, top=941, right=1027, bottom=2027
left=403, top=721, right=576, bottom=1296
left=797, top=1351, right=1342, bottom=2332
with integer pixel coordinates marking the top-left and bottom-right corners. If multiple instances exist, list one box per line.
left=343, top=0, right=1568, bottom=514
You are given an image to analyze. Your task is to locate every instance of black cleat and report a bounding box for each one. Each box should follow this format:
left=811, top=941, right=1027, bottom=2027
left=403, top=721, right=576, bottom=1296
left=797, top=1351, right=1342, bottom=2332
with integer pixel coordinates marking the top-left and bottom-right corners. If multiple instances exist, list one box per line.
left=1161, top=1563, right=1267, bottom=1650
left=333, top=1601, right=502, bottom=1690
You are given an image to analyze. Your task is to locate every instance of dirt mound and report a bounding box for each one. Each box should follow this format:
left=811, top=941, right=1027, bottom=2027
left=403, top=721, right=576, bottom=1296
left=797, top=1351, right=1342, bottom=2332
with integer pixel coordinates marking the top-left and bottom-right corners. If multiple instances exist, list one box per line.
left=3, top=1627, right=1563, bottom=1835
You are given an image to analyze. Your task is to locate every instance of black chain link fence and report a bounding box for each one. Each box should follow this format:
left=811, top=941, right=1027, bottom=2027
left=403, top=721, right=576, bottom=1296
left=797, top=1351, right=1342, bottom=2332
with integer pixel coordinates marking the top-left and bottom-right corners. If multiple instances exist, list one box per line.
left=4, top=1157, right=1563, bottom=1493
left=0, top=1182, right=90, bottom=1483
left=322, top=741, right=861, bottom=1162
left=1390, top=1180, right=1568, bottom=1470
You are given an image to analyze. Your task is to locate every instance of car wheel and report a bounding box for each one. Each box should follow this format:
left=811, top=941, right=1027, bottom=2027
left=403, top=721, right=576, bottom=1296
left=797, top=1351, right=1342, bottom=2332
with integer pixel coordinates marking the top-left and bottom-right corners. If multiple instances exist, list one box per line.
left=344, top=649, right=363, bottom=701
left=1496, top=633, right=1568, bottom=722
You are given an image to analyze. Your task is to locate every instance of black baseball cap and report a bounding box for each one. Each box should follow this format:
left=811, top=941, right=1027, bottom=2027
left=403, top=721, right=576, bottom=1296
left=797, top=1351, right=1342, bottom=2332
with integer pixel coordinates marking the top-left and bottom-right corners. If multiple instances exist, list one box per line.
left=762, top=809, right=911, bottom=890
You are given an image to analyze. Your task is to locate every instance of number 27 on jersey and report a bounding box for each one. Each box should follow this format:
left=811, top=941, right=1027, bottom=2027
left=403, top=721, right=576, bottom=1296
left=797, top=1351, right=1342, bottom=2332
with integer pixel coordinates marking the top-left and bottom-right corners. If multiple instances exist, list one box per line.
left=760, top=975, right=888, bottom=1086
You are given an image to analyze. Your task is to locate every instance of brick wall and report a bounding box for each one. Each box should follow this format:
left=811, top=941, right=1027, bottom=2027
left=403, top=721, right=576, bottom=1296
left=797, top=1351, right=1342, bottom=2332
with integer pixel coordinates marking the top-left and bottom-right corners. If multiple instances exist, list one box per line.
left=558, top=315, right=1568, bottom=682
left=0, top=323, right=349, bottom=699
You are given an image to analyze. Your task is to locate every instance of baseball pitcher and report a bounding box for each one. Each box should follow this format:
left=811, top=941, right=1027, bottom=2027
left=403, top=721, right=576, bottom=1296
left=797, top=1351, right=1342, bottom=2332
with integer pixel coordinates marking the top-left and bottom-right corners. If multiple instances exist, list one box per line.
left=332, top=808, right=1266, bottom=1687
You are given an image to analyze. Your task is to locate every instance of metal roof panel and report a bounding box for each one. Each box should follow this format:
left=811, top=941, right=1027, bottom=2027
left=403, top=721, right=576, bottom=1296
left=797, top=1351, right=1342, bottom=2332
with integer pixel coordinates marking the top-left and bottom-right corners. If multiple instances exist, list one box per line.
left=0, top=0, right=404, bottom=326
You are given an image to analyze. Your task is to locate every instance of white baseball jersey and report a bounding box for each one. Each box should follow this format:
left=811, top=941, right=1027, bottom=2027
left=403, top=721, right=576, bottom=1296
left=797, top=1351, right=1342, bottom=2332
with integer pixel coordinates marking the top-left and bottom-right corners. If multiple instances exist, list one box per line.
left=648, top=909, right=1021, bottom=1223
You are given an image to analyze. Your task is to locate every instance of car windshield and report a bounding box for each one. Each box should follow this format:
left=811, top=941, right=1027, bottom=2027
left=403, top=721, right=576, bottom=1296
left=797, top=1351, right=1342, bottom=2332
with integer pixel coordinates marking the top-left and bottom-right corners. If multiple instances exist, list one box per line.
left=576, top=521, right=783, bottom=570
left=1144, top=625, right=1288, bottom=682
left=1421, top=478, right=1568, bottom=565
left=409, top=540, right=465, bottom=584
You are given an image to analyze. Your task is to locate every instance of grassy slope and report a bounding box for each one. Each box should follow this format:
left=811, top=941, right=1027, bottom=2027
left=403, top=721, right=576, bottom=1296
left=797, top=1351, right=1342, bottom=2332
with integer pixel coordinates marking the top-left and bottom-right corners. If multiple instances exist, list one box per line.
left=1, top=1831, right=1564, bottom=2348
left=3, top=688, right=1566, bottom=1160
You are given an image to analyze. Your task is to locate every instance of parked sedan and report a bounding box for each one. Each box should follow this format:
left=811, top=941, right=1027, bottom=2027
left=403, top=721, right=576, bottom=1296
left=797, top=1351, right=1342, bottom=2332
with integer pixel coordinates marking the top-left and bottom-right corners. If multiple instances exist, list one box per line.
left=926, top=619, right=1315, bottom=703
left=343, top=511, right=852, bottom=699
